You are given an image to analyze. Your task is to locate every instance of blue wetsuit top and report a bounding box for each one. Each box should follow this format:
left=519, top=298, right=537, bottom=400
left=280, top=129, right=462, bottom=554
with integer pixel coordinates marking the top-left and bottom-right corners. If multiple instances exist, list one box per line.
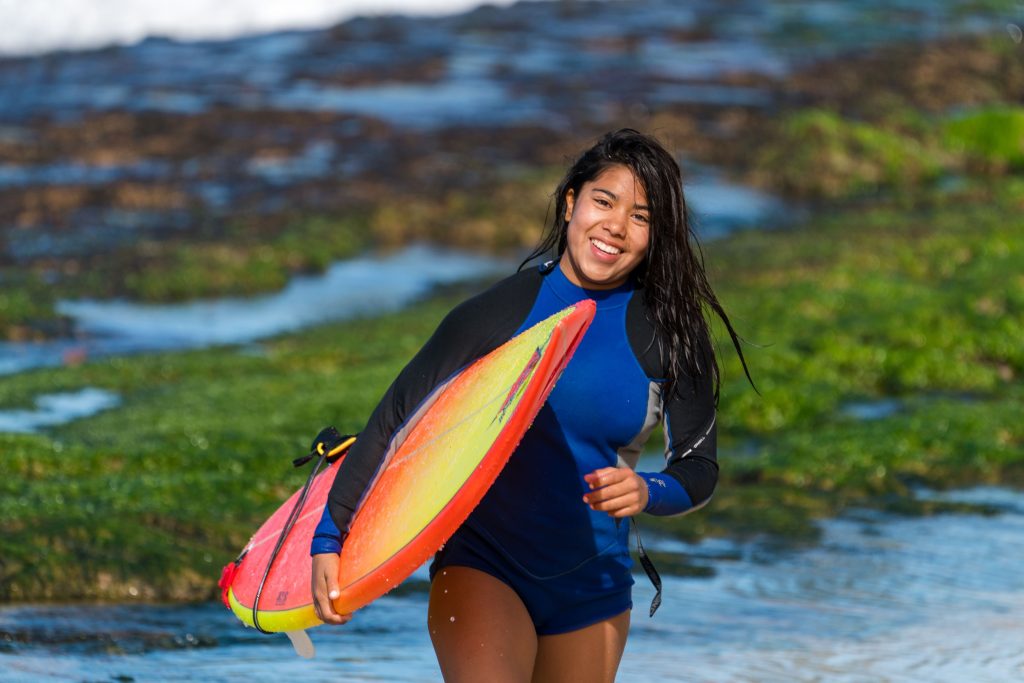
left=311, top=264, right=717, bottom=570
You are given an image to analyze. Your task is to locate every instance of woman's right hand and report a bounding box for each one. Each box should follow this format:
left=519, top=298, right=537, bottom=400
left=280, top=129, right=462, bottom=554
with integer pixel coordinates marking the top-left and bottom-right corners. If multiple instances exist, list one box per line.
left=311, top=553, right=353, bottom=625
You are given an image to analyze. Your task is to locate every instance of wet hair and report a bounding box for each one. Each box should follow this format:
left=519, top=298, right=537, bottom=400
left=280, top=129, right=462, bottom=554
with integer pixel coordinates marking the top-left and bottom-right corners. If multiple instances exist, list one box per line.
left=521, top=128, right=752, bottom=400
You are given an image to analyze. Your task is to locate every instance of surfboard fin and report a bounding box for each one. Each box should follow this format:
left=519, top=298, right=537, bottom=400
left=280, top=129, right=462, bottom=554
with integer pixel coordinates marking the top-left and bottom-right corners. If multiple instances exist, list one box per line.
left=285, top=629, right=315, bottom=659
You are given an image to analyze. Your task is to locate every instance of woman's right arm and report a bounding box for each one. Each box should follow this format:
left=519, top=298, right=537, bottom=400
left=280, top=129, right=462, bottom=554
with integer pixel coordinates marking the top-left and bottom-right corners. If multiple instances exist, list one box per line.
left=309, top=305, right=493, bottom=625
left=310, top=268, right=543, bottom=621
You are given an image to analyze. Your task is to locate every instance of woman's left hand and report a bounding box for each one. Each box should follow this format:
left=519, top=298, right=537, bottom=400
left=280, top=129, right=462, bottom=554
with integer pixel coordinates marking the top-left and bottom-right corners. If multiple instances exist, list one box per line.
left=582, top=467, right=649, bottom=518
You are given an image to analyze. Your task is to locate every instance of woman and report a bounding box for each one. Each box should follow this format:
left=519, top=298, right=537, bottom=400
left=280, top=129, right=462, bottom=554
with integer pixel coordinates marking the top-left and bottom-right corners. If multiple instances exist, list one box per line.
left=310, top=129, right=748, bottom=682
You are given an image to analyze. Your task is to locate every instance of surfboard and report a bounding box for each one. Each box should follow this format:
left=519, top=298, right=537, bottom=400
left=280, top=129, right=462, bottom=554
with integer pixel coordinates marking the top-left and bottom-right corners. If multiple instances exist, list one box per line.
left=222, top=300, right=595, bottom=635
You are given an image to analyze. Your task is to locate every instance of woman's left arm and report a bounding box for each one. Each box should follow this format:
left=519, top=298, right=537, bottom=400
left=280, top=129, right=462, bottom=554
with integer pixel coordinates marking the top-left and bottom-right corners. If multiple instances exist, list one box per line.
left=584, top=365, right=718, bottom=518
left=648, top=361, right=719, bottom=516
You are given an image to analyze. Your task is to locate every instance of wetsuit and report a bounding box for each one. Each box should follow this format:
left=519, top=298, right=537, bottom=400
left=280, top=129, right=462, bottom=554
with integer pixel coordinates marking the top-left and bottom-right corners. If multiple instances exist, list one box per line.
left=312, top=263, right=717, bottom=633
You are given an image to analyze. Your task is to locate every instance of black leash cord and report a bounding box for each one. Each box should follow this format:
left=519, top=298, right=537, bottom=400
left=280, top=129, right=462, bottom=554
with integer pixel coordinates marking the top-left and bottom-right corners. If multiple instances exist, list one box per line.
left=631, top=517, right=663, bottom=617
left=251, top=430, right=355, bottom=634
left=251, top=447, right=329, bottom=633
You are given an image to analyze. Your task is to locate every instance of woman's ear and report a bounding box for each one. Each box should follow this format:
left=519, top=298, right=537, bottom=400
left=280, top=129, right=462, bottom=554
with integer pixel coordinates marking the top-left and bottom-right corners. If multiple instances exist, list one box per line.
left=564, top=189, right=575, bottom=222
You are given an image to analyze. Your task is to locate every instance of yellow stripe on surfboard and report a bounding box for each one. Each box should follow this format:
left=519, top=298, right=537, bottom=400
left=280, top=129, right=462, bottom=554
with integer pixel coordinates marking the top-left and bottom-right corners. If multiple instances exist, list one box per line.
left=228, top=586, right=317, bottom=633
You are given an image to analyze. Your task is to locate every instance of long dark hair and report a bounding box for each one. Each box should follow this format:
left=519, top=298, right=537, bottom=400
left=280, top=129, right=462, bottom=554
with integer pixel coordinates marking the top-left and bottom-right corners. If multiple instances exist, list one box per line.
left=521, top=128, right=752, bottom=400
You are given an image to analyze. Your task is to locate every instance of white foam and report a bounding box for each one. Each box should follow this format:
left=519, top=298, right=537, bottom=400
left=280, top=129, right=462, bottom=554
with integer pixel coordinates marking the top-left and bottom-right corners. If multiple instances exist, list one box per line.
left=0, top=0, right=522, bottom=56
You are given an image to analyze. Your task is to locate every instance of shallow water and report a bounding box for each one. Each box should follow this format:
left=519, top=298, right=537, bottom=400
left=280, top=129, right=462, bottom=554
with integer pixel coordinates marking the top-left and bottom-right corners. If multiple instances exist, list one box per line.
left=2, top=487, right=1021, bottom=682
left=0, top=244, right=509, bottom=378
left=685, top=169, right=788, bottom=241
left=57, top=245, right=507, bottom=347
left=0, top=387, right=120, bottom=433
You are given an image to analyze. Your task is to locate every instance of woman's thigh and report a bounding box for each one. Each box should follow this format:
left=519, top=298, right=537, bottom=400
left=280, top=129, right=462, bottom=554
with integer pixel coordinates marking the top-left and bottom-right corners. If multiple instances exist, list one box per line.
left=428, top=566, right=538, bottom=683
left=532, top=609, right=630, bottom=683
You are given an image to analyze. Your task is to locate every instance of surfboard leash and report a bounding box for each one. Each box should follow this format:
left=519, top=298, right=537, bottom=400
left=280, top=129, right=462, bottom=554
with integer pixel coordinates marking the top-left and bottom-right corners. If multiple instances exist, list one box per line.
left=630, top=517, right=663, bottom=617
left=250, top=426, right=356, bottom=634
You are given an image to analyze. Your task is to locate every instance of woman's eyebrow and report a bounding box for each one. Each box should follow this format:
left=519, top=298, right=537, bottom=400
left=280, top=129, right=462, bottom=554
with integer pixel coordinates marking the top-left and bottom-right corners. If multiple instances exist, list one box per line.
left=591, top=187, right=649, bottom=211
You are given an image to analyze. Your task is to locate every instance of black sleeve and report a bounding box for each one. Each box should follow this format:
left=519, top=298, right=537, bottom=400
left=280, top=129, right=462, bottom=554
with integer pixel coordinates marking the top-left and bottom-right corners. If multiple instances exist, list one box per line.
left=627, top=294, right=719, bottom=508
left=326, top=268, right=543, bottom=537
left=660, top=357, right=718, bottom=508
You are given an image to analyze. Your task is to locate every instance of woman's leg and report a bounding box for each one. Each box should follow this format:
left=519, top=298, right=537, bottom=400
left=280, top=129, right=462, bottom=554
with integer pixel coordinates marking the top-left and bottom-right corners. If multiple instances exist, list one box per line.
left=531, top=610, right=630, bottom=683
left=429, top=566, right=539, bottom=683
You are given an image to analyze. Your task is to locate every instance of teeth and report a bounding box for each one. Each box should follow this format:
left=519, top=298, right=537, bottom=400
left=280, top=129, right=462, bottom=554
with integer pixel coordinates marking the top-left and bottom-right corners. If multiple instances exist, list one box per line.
left=591, top=239, right=622, bottom=255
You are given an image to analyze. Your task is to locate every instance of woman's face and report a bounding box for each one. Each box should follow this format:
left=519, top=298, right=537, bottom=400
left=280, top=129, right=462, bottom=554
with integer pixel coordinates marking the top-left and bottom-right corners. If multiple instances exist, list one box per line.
left=559, top=164, right=650, bottom=290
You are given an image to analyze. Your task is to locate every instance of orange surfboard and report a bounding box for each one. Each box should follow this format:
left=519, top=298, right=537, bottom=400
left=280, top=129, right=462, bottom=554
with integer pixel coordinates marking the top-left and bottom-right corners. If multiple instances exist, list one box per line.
left=223, top=301, right=595, bottom=634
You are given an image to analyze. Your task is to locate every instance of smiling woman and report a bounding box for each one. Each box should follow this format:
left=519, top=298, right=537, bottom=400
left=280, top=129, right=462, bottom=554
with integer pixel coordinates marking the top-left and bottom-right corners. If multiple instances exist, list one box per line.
left=310, top=129, right=752, bottom=682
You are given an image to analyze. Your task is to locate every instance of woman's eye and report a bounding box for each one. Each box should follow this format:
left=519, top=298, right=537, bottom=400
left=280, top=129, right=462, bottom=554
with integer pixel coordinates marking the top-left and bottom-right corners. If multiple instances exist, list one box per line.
left=595, top=198, right=611, bottom=208
left=633, top=214, right=649, bottom=224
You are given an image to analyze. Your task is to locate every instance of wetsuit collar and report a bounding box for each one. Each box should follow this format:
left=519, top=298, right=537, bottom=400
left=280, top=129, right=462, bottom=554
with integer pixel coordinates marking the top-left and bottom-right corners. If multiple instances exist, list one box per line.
left=543, top=261, right=635, bottom=309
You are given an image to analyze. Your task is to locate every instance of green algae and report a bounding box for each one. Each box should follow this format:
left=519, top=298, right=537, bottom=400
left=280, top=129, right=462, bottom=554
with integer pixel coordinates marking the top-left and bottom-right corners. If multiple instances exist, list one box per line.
left=943, top=106, right=1024, bottom=174
left=111, top=213, right=371, bottom=303
left=751, top=108, right=947, bottom=200
left=748, top=105, right=1024, bottom=200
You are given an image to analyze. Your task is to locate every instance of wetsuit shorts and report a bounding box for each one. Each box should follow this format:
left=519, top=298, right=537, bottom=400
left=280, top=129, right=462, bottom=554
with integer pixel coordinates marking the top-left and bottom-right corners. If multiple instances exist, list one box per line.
left=429, top=523, right=634, bottom=636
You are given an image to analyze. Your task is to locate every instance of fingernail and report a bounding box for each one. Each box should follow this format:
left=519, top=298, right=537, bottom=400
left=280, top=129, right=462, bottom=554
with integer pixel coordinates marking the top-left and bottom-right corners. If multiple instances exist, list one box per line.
left=329, top=590, right=339, bottom=599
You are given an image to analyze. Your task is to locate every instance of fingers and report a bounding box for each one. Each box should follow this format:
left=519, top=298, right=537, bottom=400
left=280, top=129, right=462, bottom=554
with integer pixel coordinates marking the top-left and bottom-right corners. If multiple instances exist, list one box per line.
left=582, top=468, right=648, bottom=518
left=584, top=479, right=636, bottom=506
left=583, top=467, right=639, bottom=491
left=585, top=489, right=643, bottom=517
left=311, top=554, right=351, bottom=625
left=583, top=467, right=636, bottom=500
left=582, top=467, right=621, bottom=489
left=590, top=497, right=642, bottom=517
